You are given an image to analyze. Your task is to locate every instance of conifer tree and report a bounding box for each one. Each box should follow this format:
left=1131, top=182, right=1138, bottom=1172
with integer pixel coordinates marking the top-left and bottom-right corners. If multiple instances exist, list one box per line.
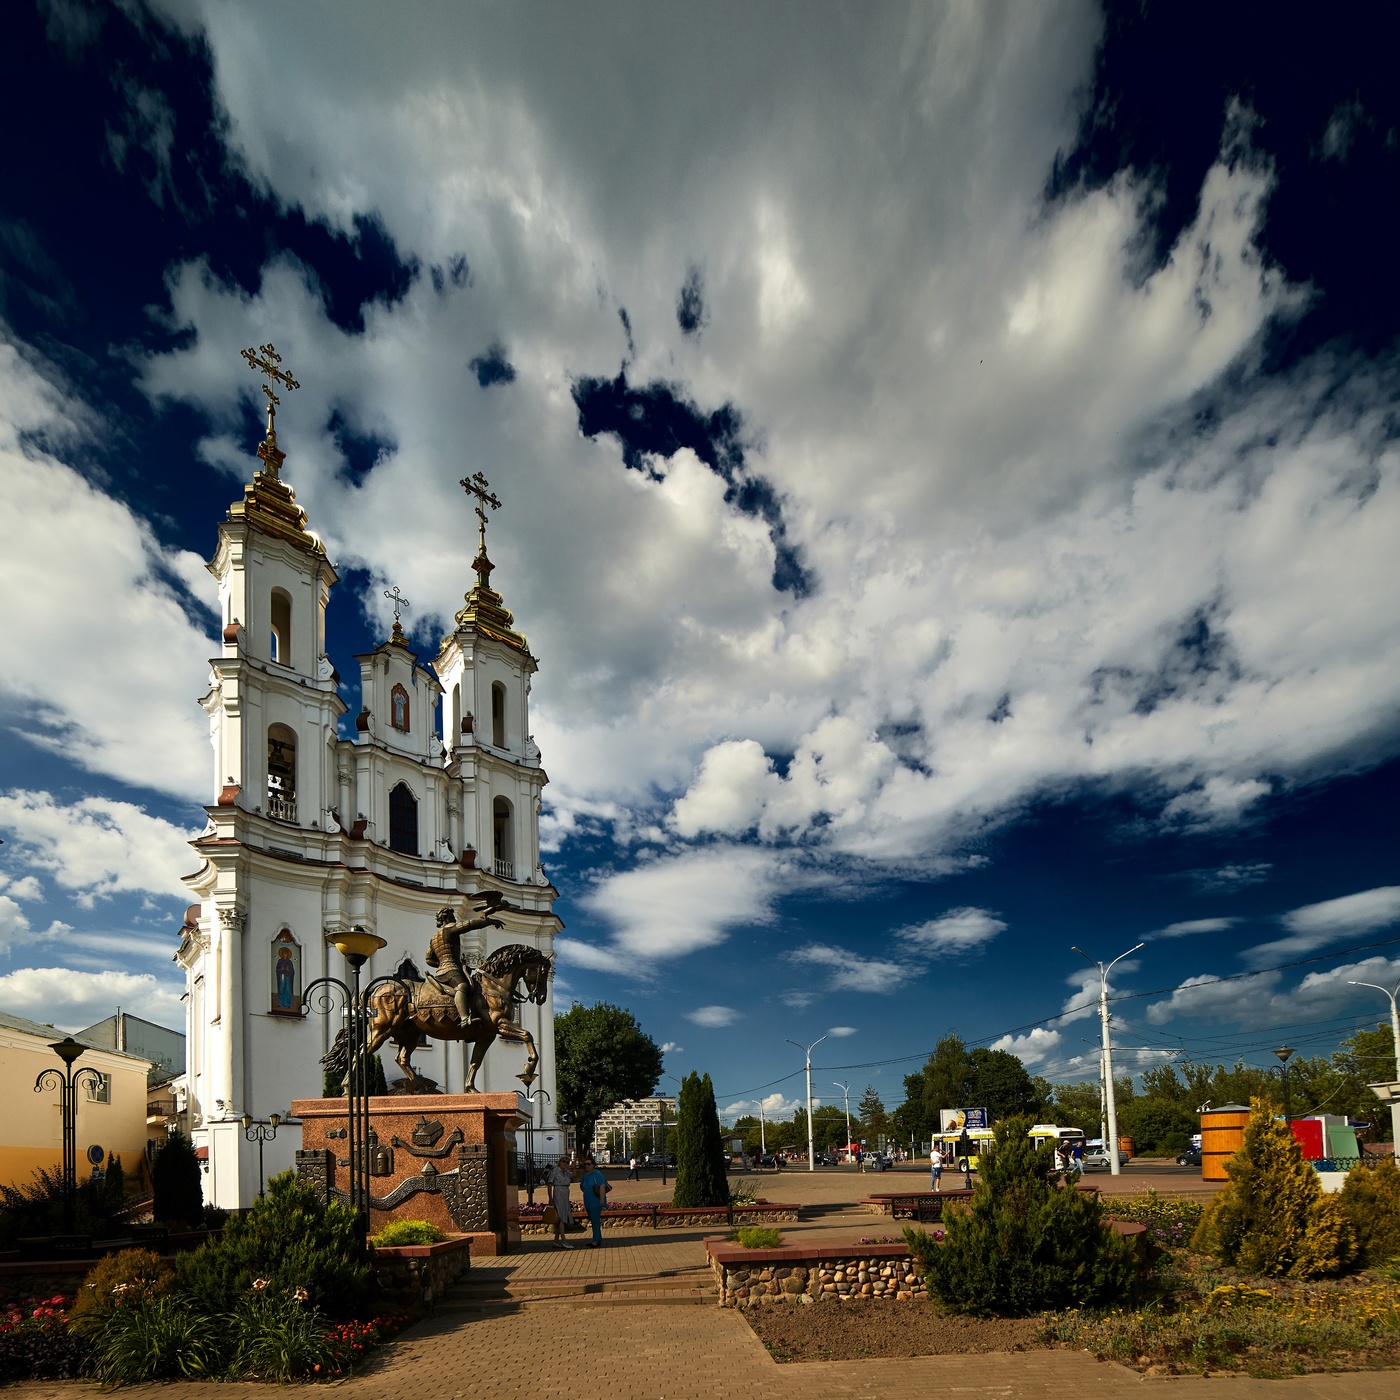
left=672, top=1071, right=729, bottom=1206
left=151, top=1127, right=204, bottom=1228
left=1192, top=1097, right=1355, bottom=1277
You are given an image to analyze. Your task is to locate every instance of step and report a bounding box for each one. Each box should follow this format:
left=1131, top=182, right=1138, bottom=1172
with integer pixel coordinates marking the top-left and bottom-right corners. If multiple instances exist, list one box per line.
left=439, top=1270, right=717, bottom=1311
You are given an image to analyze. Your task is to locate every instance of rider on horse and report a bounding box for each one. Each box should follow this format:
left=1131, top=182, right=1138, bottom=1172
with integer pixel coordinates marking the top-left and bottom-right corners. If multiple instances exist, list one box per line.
left=425, top=893, right=508, bottom=1030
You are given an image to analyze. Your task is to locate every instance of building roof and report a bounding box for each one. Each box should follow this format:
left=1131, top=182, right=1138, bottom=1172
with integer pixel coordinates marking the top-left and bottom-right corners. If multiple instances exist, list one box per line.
left=0, top=1010, right=153, bottom=1065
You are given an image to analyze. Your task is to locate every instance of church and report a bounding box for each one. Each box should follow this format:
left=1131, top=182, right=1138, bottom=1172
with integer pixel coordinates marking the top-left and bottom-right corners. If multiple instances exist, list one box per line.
left=176, top=347, right=561, bottom=1209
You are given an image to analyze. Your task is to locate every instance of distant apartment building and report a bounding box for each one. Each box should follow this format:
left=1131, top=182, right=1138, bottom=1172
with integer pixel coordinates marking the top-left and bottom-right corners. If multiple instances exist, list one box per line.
left=78, top=1011, right=185, bottom=1085
left=0, top=1012, right=153, bottom=1189
left=592, top=1095, right=678, bottom=1156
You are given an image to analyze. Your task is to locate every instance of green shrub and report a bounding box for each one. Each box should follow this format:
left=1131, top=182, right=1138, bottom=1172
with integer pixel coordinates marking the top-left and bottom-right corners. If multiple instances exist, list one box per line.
left=672, top=1071, right=728, bottom=1207
left=69, top=1248, right=173, bottom=1331
left=227, top=1286, right=345, bottom=1381
left=174, top=1170, right=367, bottom=1318
left=1192, top=1098, right=1356, bottom=1278
left=371, top=1219, right=447, bottom=1247
left=0, top=1166, right=126, bottom=1246
left=728, top=1226, right=782, bottom=1248
left=908, top=1114, right=1138, bottom=1317
left=1106, top=1191, right=1205, bottom=1250
left=1339, top=1156, right=1400, bottom=1267
left=151, top=1128, right=203, bottom=1228
left=90, top=1295, right=226, bottom=1383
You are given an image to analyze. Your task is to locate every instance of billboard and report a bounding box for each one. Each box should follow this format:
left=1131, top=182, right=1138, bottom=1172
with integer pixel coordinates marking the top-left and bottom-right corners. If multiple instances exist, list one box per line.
left=939, top=1107, right=989, bottom=1133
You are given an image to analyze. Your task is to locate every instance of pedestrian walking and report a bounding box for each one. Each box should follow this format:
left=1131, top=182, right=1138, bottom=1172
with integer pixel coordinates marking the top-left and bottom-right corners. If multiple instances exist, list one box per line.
left=930, top=1144, right=943, bottom=1191
left=628, top=1154, right=639, bottom=1180
left=579, top=1155, right=611, bottom=1248
left=544, top=1157, right=574, bottom=1249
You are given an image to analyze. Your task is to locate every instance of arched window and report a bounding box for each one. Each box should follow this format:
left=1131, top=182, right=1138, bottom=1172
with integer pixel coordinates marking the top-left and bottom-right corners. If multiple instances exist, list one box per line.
left=267, top=725, right=297, bottom=822
left=389, top=782, right=418, bottom=855
left=451, top=683, right=461, bottom=739
left=492, top=796, right=514, bottom=880
left=491, top=682, right=507, bottom=748
left=270, top=589, right=292, bottom=665
left=390, top=684, right=410, bottom=732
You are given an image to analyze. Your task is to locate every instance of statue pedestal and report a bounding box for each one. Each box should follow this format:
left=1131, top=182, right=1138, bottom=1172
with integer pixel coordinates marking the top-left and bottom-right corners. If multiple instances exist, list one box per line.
left=291, top=1093, right=521, bottom=1256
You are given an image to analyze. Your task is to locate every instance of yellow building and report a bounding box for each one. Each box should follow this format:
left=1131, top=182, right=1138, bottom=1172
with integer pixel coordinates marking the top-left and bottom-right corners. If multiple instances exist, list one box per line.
left=0, top=1012, right=153, bottom=1190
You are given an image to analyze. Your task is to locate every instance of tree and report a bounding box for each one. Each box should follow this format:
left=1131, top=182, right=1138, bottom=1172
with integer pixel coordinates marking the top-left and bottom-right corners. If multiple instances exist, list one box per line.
left=324, top=1048, right=386, bottom=1098
left=1192, top=1098, right=1355, bottom=1278
left=968, top=1047, right=1046, bottom=1121
left=554, top=1002, right=663, bottom=1149
left=672, top=1072, right=728, bottom=1206
left=1119, top=1096, right=1195, bottom=1155
left=151, top=1127, right=203, bottom=1228
left=908, top=1114, right=1138, bottom=1316
left=858, top=1085, right=888, bottom=1144
left=1050, top=1081, right=1103, bottom=1137
left=811, top=1104, right=847, bottom=1151
left=917, top=1034, right=976, bottom=1127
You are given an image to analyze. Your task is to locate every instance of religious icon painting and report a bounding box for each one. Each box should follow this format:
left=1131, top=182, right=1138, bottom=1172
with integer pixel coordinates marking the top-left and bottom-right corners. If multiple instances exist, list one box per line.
left=270, top=929, right=302, bottom=1015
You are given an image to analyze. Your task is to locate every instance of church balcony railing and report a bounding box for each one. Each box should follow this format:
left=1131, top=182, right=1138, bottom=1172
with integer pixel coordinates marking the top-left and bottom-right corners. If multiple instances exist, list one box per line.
left=494, top=857, right=515, bottom=881
left=266, top=793, right=298, bottom=823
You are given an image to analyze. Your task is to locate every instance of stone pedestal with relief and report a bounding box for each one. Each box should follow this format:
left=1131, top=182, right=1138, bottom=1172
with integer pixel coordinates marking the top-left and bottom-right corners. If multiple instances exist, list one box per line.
left=292, top=1092, right=521, bottom=1256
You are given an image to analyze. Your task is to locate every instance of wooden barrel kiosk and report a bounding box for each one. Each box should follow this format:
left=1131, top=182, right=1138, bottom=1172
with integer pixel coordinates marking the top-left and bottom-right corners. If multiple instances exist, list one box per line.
left=1201, top=1103, right=1251, bottom=1181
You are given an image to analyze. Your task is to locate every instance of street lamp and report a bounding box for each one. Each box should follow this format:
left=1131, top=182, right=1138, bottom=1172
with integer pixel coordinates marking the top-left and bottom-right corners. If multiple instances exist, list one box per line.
left=240, top=1113, right=284, bottom=1200
left=787, top=1036, right=828, bottom=1172
left=517, top=1086, right=551, bottom=1204
left=1348, top=977, right=1400, bottom=1150
left=1071, top=944, right=1143, bottom=1177
left=1272, top=1045, right=1295, bottom=1123
left=302, top=926, right=409, bottom=1246
left=34, top=1037, right=103, bottom=1234
left=833, top=1080, right=853, bottom=1163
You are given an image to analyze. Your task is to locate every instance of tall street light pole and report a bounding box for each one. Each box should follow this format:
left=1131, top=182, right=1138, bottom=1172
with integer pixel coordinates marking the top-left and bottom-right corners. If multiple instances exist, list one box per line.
left=833, top=1080, right=853, bottom=1158
left=1272, top=1045, right=1295, bottom=1123
left=34, top=1037, right=103, bottom=1235
left=787, top=1036, right=827, bottom=1171
left=1072, top=943, right=1143, bottom=1177
left=1348, top=977, right=1400, bottom=1151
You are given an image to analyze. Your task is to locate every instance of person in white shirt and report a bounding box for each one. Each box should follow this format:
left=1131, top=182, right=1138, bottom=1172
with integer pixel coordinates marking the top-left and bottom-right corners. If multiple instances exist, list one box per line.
left=930, top=1145, right=943, bottom=1192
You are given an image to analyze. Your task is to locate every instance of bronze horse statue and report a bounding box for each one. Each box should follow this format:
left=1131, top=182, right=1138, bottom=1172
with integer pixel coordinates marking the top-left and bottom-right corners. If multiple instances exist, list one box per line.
left=322, top=943, right=553, bottom=1095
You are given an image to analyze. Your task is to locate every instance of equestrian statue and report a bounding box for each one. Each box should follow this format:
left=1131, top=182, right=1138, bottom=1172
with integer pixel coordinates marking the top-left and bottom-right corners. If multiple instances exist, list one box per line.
left=322, top=892, right=554, bottom=1096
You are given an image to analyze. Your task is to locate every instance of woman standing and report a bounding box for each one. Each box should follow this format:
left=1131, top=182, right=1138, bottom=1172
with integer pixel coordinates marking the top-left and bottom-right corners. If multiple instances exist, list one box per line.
left=544, top=1157, right=574, bottom=1250
left=579, top=1156, right=611, bottom=1248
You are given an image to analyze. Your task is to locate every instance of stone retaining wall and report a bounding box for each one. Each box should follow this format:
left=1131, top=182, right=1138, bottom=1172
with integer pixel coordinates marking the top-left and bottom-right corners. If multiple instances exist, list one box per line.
left=519, top=1203, right=800, bottom=1235
left=706, top=1241, right=926, bottom=1307
left=371, top=1236, right=472, bottom=1308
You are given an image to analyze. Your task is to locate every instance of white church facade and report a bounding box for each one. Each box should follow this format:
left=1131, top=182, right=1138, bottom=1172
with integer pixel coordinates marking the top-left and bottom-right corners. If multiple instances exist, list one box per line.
left=176, top=364, right=560, bottom=1208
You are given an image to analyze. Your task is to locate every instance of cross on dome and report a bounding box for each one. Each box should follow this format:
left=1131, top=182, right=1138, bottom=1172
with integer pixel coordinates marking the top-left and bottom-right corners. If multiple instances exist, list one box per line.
left=240, top=343, right=300, bottom=480
left=383, top=584, right=411, bottom=646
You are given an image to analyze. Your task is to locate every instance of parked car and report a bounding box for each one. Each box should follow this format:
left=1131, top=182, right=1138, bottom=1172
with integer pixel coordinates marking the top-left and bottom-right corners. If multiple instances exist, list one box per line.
left=866, top=1152, right=894, bottom=1171
left=1081, top=1146, right=1112, bottom=1170
left=1176, top=1145, right=1202, bottom=1168
left=814, top=1151, right=839, bottom=1166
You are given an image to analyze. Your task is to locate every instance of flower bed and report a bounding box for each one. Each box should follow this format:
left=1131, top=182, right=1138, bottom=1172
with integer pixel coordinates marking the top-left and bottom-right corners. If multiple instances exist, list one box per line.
left=0, top=1293, right=92, bottom=1381
left=371, top=1236, right=472, bottom=1308
left=517, top=1201, right=800, bottom=1234
left=706, top=1240, right=927, bottom=1306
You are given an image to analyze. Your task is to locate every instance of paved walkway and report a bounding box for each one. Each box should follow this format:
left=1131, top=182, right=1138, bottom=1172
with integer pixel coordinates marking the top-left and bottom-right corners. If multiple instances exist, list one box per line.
left=12, top=1305, right=1391, bottom=1400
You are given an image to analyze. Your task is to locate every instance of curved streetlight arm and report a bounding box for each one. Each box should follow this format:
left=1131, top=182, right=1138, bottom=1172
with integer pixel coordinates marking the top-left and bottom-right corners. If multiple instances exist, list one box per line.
left=787, top=1036, right=828, bottom=1171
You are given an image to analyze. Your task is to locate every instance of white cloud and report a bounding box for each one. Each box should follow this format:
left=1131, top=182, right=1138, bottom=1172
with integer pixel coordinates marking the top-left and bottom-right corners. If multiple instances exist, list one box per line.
left=1154, top=917, right=1238, bottom=938
left=989, top=1026, right=1062, bottom=1066
left=1146, top=954, right=1400, bottom=1029
left=577, top=846, right=780, bottom=966
left=897, top=907, right=1006, bottom=956
left=0, top=966, right=185, bottom=1033
left=1186, top=863, right=1272, bottom=893
left=0, top=337, right=216, bottom=802
left=0, top=791, right=201, bottom=907
left=1244, top=886, right=1400, bottom=968
left=686, top=1005, right=739, bottom=1028
left=659, top=1041, right=682, bottom=1054
left=722, top=1091, right=803, bottom=1122
left=827, top=1025, right=857, bottom=1037
left=0, top=874, right=42, bottom=901
left=789, top=943, right=906, bottom=995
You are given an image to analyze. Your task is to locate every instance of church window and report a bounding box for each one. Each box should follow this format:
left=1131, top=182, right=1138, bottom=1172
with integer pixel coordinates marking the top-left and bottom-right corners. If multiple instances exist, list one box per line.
left=451, top=683, right=461, bottom=738
left=389, top=782, right=419, bottom=855
left=270, top=589, right=293, bottom=664
left=266, top=725, right=297, bottom=823
left=390, top=684, right=410, bottom=732
left=493, top=796, right=514, bottom=880
left=491, top=682, right=507, bottom=748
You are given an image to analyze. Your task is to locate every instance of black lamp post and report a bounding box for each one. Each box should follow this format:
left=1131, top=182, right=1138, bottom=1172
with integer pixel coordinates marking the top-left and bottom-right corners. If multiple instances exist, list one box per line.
left=517, top=1087, right=551, bottom=1204
left=1273, top=1045, right=1296, bottom=1123
left=34, top=1037, right=103, bottom=1234
left=302, top=927, right=409, bottom=1246
left=240, top=1113, right=283, bottom=1200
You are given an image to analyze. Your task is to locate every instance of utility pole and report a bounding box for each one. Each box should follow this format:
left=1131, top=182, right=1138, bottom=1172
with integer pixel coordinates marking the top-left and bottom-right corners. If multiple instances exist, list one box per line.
left=1273, top=1045, right=1295, bottom=1122
left=788, top=1036, right=828, bottom=1171
left=1348, top=978, right=1400, bottom=1154
left=833, top=1080, right=853, bottom=1160
left=1072, top=943, right=1143, bottom=1177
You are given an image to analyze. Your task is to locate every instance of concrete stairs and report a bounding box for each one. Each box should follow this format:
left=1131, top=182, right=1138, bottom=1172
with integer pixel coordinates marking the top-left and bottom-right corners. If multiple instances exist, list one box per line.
left=439, top=1267, right=718, bottom=1311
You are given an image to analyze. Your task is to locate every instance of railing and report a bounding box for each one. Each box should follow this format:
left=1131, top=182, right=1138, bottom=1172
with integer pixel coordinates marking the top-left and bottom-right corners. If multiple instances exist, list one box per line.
left=266, top=793, right=297, bottom=823
left=493, top=857, right=515, bottom=881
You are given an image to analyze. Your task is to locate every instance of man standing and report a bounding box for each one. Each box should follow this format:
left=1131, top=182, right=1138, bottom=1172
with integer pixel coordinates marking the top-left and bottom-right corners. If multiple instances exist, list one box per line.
left=930, top=1143, right=943, bottom=1192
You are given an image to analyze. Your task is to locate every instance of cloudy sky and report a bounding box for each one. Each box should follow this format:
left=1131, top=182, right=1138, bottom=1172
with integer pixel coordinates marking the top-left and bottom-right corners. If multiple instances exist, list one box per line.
left=2, top=1, right=1397, bottom=1121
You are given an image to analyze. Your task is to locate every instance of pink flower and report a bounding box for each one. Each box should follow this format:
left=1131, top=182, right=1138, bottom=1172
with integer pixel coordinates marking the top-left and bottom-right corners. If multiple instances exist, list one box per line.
left=251, top=1278, right=269, bottom=1292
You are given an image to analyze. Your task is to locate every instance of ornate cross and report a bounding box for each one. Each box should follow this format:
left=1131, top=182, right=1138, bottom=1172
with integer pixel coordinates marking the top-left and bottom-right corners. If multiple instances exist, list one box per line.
left=459, top=471, right=502, bottom=556
left=383, top=585, right=410, bottom=626
left=241, top=343, right=300, bottom=479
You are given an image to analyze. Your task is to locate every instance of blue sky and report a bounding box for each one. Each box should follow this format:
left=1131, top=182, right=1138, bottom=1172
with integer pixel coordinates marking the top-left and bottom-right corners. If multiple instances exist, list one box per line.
left=1, top=1, right=1398, bottom=1122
